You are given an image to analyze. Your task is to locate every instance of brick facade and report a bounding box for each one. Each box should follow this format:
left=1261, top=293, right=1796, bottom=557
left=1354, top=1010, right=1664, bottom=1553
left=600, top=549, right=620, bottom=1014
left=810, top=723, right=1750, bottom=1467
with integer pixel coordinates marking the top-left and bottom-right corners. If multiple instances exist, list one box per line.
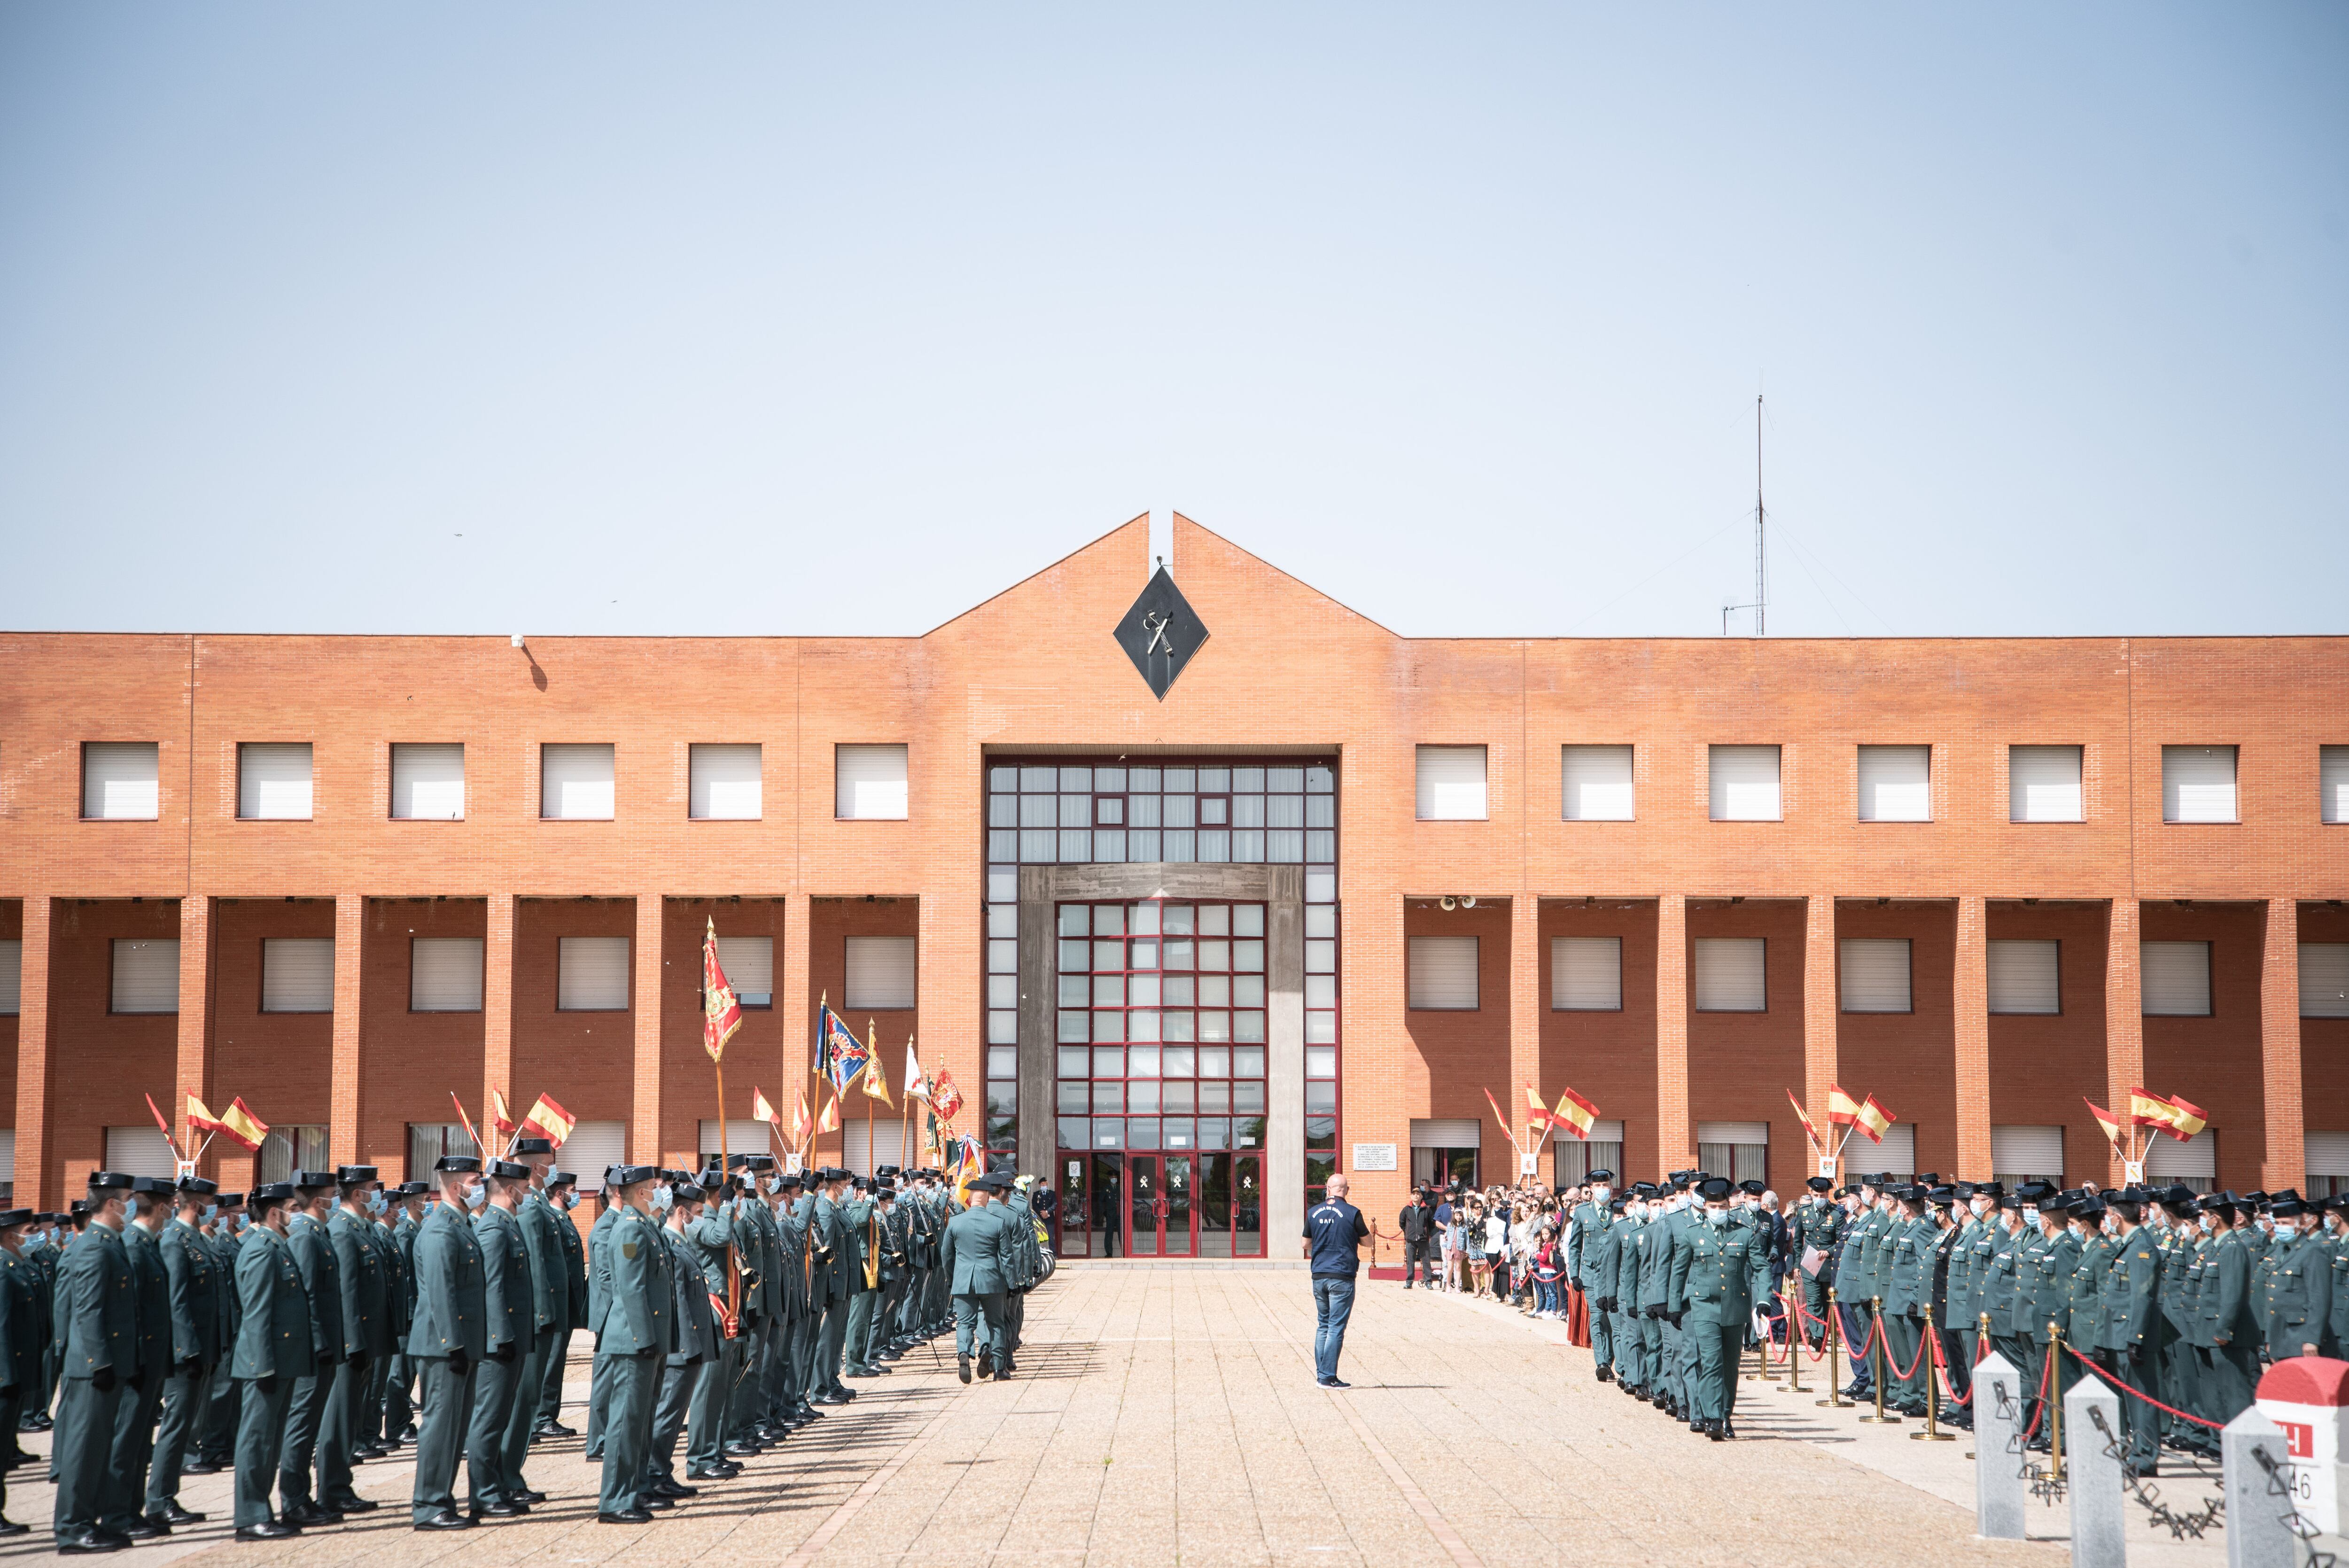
left=3, top=513, right=2345, bottom=1219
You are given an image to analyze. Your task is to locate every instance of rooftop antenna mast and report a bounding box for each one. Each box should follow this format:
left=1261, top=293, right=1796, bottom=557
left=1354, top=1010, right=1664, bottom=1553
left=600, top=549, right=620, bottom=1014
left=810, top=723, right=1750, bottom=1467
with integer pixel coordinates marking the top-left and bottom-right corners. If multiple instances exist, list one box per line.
left=1721, top=394, right=1768, bottom=636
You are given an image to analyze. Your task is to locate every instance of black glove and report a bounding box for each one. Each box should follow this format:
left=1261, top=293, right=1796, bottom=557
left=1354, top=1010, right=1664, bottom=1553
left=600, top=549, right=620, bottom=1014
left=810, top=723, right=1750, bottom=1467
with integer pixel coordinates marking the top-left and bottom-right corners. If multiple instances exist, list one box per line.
left=448, top=1348, right=469, bottom=1377
left=179, top=1356, right=202, bottom=1376
left=1596, top=1296, right=1616, bottom=1312
left=348, top=1350, right=369, bottom=1374
left=125, top=1370, right=146, bottom=1394
left=318, top=1351, right=337, bottom=1370
left=490, top=1343, right=517, bottom=1364
left=1643, top=1303, right=1663, bottom=1320
left=92, top=1366, right=117, bottom=1393
left=1667, top=1310, right=1685, bottom=1329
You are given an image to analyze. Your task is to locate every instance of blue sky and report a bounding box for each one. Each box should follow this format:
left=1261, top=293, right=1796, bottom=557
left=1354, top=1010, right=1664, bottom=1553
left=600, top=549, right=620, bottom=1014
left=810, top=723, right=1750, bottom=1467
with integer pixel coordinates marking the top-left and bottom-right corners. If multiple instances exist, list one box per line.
left=1, top=5, right=2343, bottom=638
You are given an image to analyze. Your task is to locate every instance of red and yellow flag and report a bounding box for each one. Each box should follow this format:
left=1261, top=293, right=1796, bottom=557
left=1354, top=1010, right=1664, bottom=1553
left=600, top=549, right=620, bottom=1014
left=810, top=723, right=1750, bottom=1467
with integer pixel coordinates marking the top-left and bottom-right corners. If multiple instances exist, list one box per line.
left=1854, top=1094, right=1896, bottom=1144
left=751, top=1087, right=780, bottom=1126
left=220, top=1096, right=270, bottom=1153
left=1826, top=1085, right=1863, bottom=1127
left=790, top=1089, right=812, bottom=1146
left=2161, top=1093, right=2208, bottom=1142
left=187, top=1094, right=226, bottom=1138
left=702, top=918, right=743, bottom=1063
left=521, top=1094, right=575, bottom=1146
left=1551, top=1088, right=1599, bottom=1141
left=1786, top=1089, right=1825, bottom=1153
left=490, top=1089, right=517, bottom=1137
left=861, top=1024, right=893, bottom=1105
left=2084, top=1097, right=2126, bottom=1150
left=816, top=1094, right=840, bottom=1135
left=449, top=1092, right=480, bottom=1153
left=145, top=1092, right=185, bottom=1160
left=1525, top=1083, right=1552, bottom=1130
left=931, top=1069, right=963, bottom=1125
left=2126, top=1086, right=2176, bottom=1130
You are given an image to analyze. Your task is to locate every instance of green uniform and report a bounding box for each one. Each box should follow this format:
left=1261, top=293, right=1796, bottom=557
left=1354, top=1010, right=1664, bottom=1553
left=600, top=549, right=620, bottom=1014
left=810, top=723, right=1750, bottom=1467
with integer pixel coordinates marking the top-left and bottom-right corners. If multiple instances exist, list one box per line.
left=682, top=1201, right=742, bottom=1471
left=319, top=1207, right=387, bottom=1511
left=2324, top=1224, right=2349, bottom=1358
left=145, top=1215, right=225, bottom=1519
left=504, top=1194, right=564, bottom=1491
left=534, top=1201, right=587, bottom=1432
left=2201, top=1226, right=2261, bottom=1424
left=1569, top=1201, right=1613, bottom=1366
left=0, top=1245, right=45, bottom=1526
left=2260, top=1229, right=2332, bottom=1362
left=941, top=1204, right=1013, bottom=1364
left=1795, top=1199, right=1845, bottom=1345
left=404, top=1203, right=485, bottom=1525
left=650, top=1222, right=713, bottom=1491
left=198, top=1224, right=243, bottom=1467
left=583, top=1205, right=617, bottom=1457
left=1880, top=1215, right=1929, bottom=1413
left=1666, top=1215, right=1771, bottom=1427
left=100, top=1220, right=169, bottom=1535
left=840, top=1193, right=881, bottom=1375
left=593, top=1207, right=672, bottom=1518
left=467, top=1201, right=533, bottom=1512
left=2021, top=1223, right=2076, bottom=1431
left=2097, top=1223, right=2163, bottom=1471
left=1610, top=1218, right=1649, bottom=1388
left=278, top=1211, right=342, bottom=1512
left=810, top=1193, right=852, bottom=1400
left=229, top=1227, right=313, bottom=1530
left=364, top=1215, right=405, bottom=1449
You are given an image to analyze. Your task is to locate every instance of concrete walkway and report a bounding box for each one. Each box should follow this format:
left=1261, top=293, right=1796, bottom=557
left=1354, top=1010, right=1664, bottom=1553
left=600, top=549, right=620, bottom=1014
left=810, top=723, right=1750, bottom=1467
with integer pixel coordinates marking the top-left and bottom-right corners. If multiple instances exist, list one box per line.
left=0, top=1265, right=2245, bottom=1568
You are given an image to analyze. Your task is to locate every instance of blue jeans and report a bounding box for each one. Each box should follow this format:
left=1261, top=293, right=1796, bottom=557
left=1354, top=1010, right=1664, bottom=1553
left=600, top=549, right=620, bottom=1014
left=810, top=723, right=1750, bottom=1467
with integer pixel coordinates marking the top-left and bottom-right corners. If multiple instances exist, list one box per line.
left=1312, top=1276, right=1357, bottom=1382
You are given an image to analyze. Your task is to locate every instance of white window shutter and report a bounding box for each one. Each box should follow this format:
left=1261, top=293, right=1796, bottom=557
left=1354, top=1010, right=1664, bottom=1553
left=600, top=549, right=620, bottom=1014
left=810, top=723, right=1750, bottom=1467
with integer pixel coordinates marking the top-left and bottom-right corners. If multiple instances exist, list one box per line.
left=1696, top=1120, right=1767, bottom=1145
left=835, top=745, right=909, bottom=820
left=2323, top=746, right=2349, bottom=825
left=2301, top=943, right=2349, bottom=1018
left=391, top=744, right=465, bottom=820
left=1692, top=937, right=1766, bottom=1011
left=2144, top=1129, right=2216, bottom=1180
left=238, top=743, right=314, bottom=820
left=0, top=1130, right=13, bottom=1182
left=2305, top=1133, right=2349, bottom=1179
left=1991, top=1125, right=2064, bottom=1180
left=1857, top=745, right=1930, bottom=822
left=2162, top=745, right=2237, bottom=823
left=558, top=936, right=631, bottom=1010
left=691, top=745, right=762, bottom=820
left=0, top=939, right=18, bottom=1015
left=699, top=1119, right=775, bottom=1157
left=1838, top=939, right=1912, bottom=1012
left=83, top=742, right=159, bottom=820
left=1409, top=1118, right=1482, bottom=1149
left=2009, top=745, right=2083, bottom=823
left=845, top=936, right=917, bottom=1010
left=1550, top=936, right=1622, bottom=1010
left=541, top=744, right=615, bottom=820
left=1987, top=939, right=2061, bottom=1014
left=105, top=1125, right=179, bottom=1179
left=842, top=1122, right=909, bottom=1177
left=714, top=935, right=773, bottom=1005
left=411, top=937, right=484, bottom=1011
left=1862, top=1124, right=1916, bottom=1177
left=558, top=1121, right=627, bottom=1186
left=111, top=939, right=180, bottom=1013
left=2140, top=941, right=2211, bottom=1017
left=1415, top=746, right=1487, bottom=821
left=1561, top=745, right=1634, bottom=821
left=1407, top=936, right=1479, bottom=1009
left=261, top=938, right=335, bottom=1013
left=1708, top=745, right=1781, bottom=821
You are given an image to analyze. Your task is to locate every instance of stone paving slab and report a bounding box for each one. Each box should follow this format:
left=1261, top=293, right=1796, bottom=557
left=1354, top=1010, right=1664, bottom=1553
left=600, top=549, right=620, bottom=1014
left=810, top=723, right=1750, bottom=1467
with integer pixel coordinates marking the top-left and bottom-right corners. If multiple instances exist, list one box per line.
left=0, top=1267, right=2258, bottom=1568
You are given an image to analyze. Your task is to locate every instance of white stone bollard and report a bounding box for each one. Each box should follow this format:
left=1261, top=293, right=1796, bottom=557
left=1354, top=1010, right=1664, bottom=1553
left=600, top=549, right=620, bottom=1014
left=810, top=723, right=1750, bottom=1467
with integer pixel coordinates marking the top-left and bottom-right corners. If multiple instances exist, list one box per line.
left=2065, top=1377, right=2126, bottom=1568
left=1972, top=1350, right=2027, bottom=1539
left=2223, top=1407, right=2296, bottom=1568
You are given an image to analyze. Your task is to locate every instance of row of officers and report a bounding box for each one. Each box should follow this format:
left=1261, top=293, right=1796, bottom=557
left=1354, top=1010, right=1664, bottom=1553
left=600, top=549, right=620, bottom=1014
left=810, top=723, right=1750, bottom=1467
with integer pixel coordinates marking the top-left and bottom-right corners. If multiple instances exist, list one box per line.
left=17, top=1136, right=1049, bottom=1551
left=1569, top=1167, right=2347, bottom=1474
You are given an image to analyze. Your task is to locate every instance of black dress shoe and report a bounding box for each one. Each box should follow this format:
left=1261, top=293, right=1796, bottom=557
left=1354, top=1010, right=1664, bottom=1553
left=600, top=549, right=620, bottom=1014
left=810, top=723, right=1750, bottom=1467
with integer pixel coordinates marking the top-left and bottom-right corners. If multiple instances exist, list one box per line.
left=652, top=1478, right=698, bottom=1499
left=480, top=1500, right=529, bottom=1518
left=117, top=1519, right=171, bottom=1540
left=544, top=1421, right=578, bottom=1438
left=236, top=1522, right=303, bottom=1541
left=519, top=1489, right=546, bottom=1504
left=810, top=1393, right=848, bottom=1406
left=685, top=1466, right=736, bottom=1482
left=0, top=1520, right=27, bottom=1538
left=957, top=1355, right=972, bottom=1384
left=976, top=1348, right=995, bottom=1379
left=181, top=1460, right=224, bottom=1475
left=400, top=1424, right=420, bottom=1441
left=413, top=1509, right=473, bottom=1531
left=723, top=1441, right=762, bottom=1459
left=285, top=1501, right=342, bottom=1527
left=1706, top=1421, right=1726, bottom=1442
left=155, top=1504, right=208, bottom=1525
left=598, top=1508, right=653, bottom=1525
left=328, top=1496, right=381, bottom=1513
left=640, top=1495, right=673, bottom=1511
left=57, top=1534, right=126, bottom=1554
left=992, top=1368, right=1011, bottom=1382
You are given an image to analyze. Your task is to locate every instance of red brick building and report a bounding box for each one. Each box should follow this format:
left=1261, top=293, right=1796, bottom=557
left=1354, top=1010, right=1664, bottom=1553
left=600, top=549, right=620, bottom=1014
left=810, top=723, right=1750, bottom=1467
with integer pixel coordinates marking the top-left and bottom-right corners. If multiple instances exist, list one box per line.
left=4, top=514, right=2345, bottom=1258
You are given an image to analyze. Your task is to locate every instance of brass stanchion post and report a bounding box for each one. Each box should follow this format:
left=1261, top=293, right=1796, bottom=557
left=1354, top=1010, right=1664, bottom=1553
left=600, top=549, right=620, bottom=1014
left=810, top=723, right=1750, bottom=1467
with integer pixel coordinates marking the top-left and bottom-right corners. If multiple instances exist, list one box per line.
left=1785, top=1279, right=1804, bottom=1395
left=2047, top=1321, right=2065, bottom=1481
left=1909, top=1303, right=1953, bottom=1441
left=1858, top=1296, right=1901, bottom=1422
left=1815, top=1285, right=1851, bottom=1408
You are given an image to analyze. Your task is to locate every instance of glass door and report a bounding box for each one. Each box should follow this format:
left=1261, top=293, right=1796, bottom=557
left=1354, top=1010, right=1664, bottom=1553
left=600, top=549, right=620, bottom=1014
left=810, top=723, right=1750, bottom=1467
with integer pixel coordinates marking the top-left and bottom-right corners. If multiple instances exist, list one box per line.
left=1199, top=1153, right=1233, bottom=1258
left=1235, top=1154, right=1263, bottom=1257
left=1059, top=1156, right=1088, bottom=1258
left=1129, top=1154, right=1163, bottom=1255
left=1164, top=1155, right=1195, bottom=1256
left=1088, top=1154, right=1124, bottom=1258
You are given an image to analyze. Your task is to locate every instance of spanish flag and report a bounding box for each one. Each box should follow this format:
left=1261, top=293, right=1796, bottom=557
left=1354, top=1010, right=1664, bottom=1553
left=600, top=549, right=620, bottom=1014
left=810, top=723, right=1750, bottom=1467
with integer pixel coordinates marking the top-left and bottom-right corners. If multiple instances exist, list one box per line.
left=1826, top=1084, right=1864, bottom=1127
left=2084, top=1098, right=2126, bottom=1150
left=1525, top=1082, right=1551, bottom=1129
left=702, top=919, right=743, bottom=1063
left=1853, top=1094, right=1896, bottom=1144
left=2161, top=1093, right=2208, bottom=1142
left=790, top=1089, right=812, bottom=1146
left=1551, top=1088, right=1600, bottom=1141
left=751, top=1087, right=780, bottom=1127
left=490, top=1090, right=517, bottom=1138
left=2127, top=1087, right=2175, bottom=1131
left=816, top=1094, right=840, bottom=1135
left=1786, top=1089, right=1824, bottom=1154
left=187, top=1094, right=227, bottom=1139
left=219, top=1096, right=270, bottom=1153
left=522, top=1094, right=576, bottom=1146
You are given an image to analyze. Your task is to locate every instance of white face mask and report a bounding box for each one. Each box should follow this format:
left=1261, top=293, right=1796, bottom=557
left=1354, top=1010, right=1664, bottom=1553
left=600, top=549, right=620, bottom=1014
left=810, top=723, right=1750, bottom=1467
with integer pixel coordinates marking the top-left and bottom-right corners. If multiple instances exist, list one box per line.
left=1706, top=1207, right=1731, bottom=1226
left=1969, top=1198, right=1991, bottom=1218
left=1593, top=1186, right=1612, bottom=1204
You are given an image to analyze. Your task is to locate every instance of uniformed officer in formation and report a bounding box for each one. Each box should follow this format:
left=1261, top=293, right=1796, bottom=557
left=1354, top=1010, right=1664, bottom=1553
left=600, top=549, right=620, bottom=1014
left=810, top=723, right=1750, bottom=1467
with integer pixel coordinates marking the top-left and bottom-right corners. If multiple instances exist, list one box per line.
left=0, top=1207, right=44, bottom=1537
left=534, top=1170, right=587, bottom=1440
left=275, top=1171, right=342, bottom=1528
left=467, top=1157, right=537, bottom=1518
left=1665, top=1177, right=1771, bottom=1439
left=194, top=1192, right=244, bottom=1475
left=942, top=1172, right=1019, bottom=1383
left=592, top=1164, right=672, bottom=1525
left=650, top=1172, right=716, bottom=1501
left=319, top=1165, right=386, bottom=1518
left=143, top=1177, right=224, bottom=1528
left=227, top=1183, right=308, bottom=1541
left=408, top=1153, right=486, bottom=1531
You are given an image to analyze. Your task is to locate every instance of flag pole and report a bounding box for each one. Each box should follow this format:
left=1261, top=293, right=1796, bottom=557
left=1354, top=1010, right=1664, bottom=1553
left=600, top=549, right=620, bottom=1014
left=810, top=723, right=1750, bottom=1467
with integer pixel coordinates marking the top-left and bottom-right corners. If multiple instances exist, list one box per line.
left=900, top=1035, right=911, bottom=1173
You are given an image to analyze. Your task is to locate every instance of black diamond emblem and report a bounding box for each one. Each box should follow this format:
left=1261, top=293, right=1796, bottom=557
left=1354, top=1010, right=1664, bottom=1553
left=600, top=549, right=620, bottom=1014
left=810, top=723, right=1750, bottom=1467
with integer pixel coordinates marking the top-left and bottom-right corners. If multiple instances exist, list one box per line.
left=1112, top=567, right=1209, bottom=700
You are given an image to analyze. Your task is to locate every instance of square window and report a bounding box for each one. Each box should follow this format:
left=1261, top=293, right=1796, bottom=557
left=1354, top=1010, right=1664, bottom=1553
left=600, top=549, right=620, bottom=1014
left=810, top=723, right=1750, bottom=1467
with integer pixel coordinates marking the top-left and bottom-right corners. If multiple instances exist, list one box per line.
left=1091, top=1082, right=1123, bottom=1114
left=238, top=743, right=314, bottom=820
left=1093, top=1047, right=1124, bottom=1078
left=1128, top=1043, right=1161, bottom=1077
left=391, top=743, right=466, bottom=820
left=833, top=743, right=910, bottom=820
left=1306, top=1046, right=1337, bottom=1078
left=1097, top=798, right=1124, bottom=825
left=82, top=741, right=160, bottom=820
left=1162, top=1081, right=1196, bottom=1113
left=1708, top=745, right=1781, bottom=821
left=987, top=1046, right=1017, bottom=1078
left=1057, top=1082, right=1089, bottom=1115
left=689, top=744, right=762, bottom=820
left=1091, top=1009, right=1125, bottom=1042
left=542, top=744, right=616, bottom=819
left=1058, top=1047, right=1089, bottom=1078
left=1162, top=1045, right=1196, bottom=1077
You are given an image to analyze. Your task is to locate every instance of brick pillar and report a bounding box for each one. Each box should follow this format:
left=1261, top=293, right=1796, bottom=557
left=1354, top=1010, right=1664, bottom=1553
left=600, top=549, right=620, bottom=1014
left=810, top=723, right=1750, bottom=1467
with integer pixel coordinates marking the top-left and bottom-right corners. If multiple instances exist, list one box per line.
left=2104, top=897, right=2144, bottom=1185
left=2260, top=899, right=2304, bottom=1192
left=12, top=897, right=52, bottom=1209
left=633, top=895, right=664, bottom=1168
left=481, top=892, right=514, bottom=1156
left=1953, top=895, right=1991, bottom=1180
left=1804, top=893, right=1838, bottom=1178
left=329, top=893, right=363, bottom=1164
left=174, top=897, right=215, bottom=1169
left=1509, top=895, right=1542, bottom=1185
left=778, top=893, right=811, bottom=1165
left=1655, top=893, right=1690, bottom=1176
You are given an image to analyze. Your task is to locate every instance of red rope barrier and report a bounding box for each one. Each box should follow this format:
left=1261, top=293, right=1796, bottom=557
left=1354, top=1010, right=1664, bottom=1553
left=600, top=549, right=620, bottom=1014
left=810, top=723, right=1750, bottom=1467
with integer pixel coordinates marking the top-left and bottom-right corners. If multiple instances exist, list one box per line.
left=2020, top=1346, right=2056, bottom=1440
left=1882, top=1317, right=1932, bottom=1382
left=2060, top=1342, right=2225, bottom=1430
left=1928, top=1331, right=1972, bottom=1406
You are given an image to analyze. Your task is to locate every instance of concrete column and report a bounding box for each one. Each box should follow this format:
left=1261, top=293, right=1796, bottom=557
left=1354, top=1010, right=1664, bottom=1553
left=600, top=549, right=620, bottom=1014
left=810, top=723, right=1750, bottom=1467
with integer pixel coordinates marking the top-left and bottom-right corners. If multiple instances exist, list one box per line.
left=2065, top=1377, right=2127, bottom=1568
left=1265, top=864, right=1306, bottom=1249
left=1972, top=1348, right=2028, bottom=1538
left=2221, top=1407, right=2296, bottom=1568
left=2105, top=898, right=2144, bottom=1185
left=1655, top=893, right=1690, bottom=1174
left=1803, top=893, right=1837, bottom=1176
left=481, top=892, right=514, bottom=1157
left=173, top=896, right=215, bottom=1168
left=778, top=893, right=811, bottom=1156
left=1509, top=895, right=1542, bottom=1184
left=12, top=897, right=52, bottom=1209
left=1015, top=867, right=1056, bottom=1181
left=2260, top=899, right=2303, bottom=1192
left=329, top=893, right=364, bottom=1165
left=1953, top=894, right=1991, bottom=1181
left=633, top=894, right=664, bottom=1168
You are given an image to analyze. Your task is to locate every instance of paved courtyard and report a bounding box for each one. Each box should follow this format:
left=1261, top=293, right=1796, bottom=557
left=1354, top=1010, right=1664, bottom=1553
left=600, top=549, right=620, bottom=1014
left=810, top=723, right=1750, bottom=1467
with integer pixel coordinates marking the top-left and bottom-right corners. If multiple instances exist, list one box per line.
left=4, top=1265, right=2245, bottom=1568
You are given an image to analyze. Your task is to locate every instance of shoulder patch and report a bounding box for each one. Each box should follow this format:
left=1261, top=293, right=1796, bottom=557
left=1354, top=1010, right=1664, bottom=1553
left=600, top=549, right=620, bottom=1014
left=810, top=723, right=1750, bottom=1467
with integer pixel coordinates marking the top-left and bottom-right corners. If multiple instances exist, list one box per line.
left=621, top=1241, right=639, bottom=1260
